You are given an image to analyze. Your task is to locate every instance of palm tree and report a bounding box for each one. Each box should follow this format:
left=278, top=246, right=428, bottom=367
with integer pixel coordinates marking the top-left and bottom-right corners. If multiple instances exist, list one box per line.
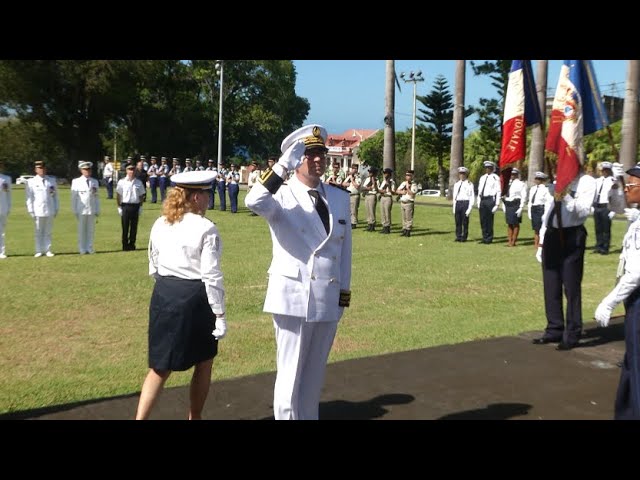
left=448, top=60, right=466, bottom=199
left=383, top=60, right=396, bottom=172
left=620, top=60, right=639, bottom=171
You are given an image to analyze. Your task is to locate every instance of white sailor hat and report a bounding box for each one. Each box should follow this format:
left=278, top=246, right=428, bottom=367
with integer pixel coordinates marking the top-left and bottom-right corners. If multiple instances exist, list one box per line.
left=534, top=171, right=548, bottom=180
left=140, top=155, right=146, bottom=160
left=185, top=158, right=192, bottom=163
left=511, top=167, right=520, bottom=175
left=483, top=161, right=495, bottom=169
left=280, top=124, right=328, bottom=154
left=78, top=161, right=93, bottom=169
left=457, top=166, right=469, bottom=174
left=170, top=170, right=217, bottom=190
left=601, top=161, right=613, bottom=170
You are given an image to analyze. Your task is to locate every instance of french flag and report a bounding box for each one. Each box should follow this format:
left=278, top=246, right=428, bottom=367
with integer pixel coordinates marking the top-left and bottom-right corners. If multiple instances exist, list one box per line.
left=499, top=60, right=541, bottom=191
left=545, top=60, right=609, bottom=194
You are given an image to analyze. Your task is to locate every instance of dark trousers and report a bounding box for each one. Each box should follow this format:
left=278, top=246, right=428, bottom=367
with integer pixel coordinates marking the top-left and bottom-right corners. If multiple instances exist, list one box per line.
left=228, top=183, right=239, bottom=213
left=541, top=225, right=587, bottom=344
left=159, top=177, right=168, bottom=202
left=454, top=200, right=470, bottom=241
left=208, top=181, right=217, bottom=209
left=593, top=204, right=612, bottom=253
left=149, top=177, right=158, bottom=203
left=121, top=203, right=140, bottom=250
left=616, top=288, right=640, bottom=419
left=479, top=196, right=496, bottom=243
left=105, top=179, right=113, bottom=199
left=217, top=180, right=227, bottom=211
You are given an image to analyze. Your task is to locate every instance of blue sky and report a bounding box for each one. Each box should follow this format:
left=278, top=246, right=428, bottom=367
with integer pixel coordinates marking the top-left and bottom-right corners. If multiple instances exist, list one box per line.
left=292, top=60, right=628, bottom=135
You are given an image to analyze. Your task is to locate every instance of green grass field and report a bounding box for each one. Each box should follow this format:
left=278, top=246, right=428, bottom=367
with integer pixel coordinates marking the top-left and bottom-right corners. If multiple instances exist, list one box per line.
left=0, top=185, right=628, bottom=414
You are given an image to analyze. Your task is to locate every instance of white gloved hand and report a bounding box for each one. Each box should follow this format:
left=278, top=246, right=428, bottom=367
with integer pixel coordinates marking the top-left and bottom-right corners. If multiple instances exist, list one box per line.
left=117, top=207, right=122, bottom=217
left=612, top=162, right=625, bottom=178
left=594, top=302, right=614, bottom=327
left=278, top=140, right=306, bottom=171
left=212, top=314, right=227, bottom=340
left=535, top=246, right=543, bottom=263
left=29, top=213, right=35, bottom=219
left=516, top=208, right=523, bottom=218
left=491, top=205, right=498, bottom=214
left=624, top=208, right=640, bottom=223
left=477, top=200, right=481, bottom=209
left=465, top=209, right=471, bottom=218
left=501, top=203, right=506, bottom=212
left=527, top=210, right=532, bottom=220
left=590, top=206, right=595, bottom=214
left=608, top=210, right=616, bottom=220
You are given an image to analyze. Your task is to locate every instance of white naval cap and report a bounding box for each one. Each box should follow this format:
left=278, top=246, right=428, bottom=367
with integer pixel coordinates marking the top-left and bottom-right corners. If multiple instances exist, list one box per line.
left=483, top=161, right=496, bottom=169
left=457, top=166, right=469, bottom=174
left=511, top=167, right=520, bottom=175
left=280, top=124, right=328, bottom=154
left=534, top=171, right=548, bottom=180
left=170, top=170, right=216, bottom=190
left=601, top=161, right=613, bottom=170
left=78, top=161, right=93, bottom=169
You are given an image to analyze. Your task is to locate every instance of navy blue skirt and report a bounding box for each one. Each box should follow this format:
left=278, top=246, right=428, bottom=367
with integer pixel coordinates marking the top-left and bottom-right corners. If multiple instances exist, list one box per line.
left=504, top=199, right=522, bottom=225
left=148, top=275, right=218, bottom=371
left=531, top=205, right=544, bottom=232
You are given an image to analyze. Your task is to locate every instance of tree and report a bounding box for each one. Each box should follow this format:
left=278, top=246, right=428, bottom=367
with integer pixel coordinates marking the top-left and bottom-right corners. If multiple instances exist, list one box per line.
left=449, top=60, right=466, bottom=200
left=620, top=60, right=640, bottom=170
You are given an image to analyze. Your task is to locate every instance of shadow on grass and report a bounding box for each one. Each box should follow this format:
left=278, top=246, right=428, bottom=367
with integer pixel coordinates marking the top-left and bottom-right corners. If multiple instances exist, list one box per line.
left=0, top=392, right=139, bottom=420
left=437, top=402, right=532, bottom=420
left=259, top=393, right=415, bottom=420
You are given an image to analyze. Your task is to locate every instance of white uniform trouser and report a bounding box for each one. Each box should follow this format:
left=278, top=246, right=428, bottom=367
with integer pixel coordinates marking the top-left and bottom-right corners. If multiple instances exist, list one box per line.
left=34, top=216, right=54, bottom=254
left=273, top=314, right=338, bottom=420
left=0, top=215, right=6, bottom=255
left=77, top=214, right=96, bottom=253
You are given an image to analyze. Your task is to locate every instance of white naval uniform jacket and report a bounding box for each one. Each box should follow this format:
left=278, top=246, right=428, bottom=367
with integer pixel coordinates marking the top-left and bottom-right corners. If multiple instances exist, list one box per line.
left=245, top=174, right=352, bottom=323
left=71, top=176, right=101, bottom=215
left=26, top=175, right=59, bottom=217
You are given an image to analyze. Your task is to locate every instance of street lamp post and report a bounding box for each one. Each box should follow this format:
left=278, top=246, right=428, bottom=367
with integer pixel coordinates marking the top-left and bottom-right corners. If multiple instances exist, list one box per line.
left=215, top=60, right=224, bottom=170
left=399, top=70, right=424, bottom=171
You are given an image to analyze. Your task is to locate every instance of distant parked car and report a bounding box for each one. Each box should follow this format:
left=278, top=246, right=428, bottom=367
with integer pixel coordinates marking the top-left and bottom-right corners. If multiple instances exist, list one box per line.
left=418, top=189, right=441, bottom=197
left=15, top=175, right=34, bottom=185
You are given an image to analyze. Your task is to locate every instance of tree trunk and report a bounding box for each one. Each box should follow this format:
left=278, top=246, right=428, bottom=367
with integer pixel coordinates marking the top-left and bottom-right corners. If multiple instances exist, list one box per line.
left=528, top=60, right=547, bottom=186
left=383, top=60, right=396, bottom=173
left=620, top=60, right=640, bottom=171
left=448, top=60, right=465, bottom=200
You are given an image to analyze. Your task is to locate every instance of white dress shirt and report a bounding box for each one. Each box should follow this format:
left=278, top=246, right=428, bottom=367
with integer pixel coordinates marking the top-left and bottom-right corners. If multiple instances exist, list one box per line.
left=26, top=175, right=59, bottom=217
left=148, top=212, right=225, bottom=315
left=116, top=177, right=145, bottom=203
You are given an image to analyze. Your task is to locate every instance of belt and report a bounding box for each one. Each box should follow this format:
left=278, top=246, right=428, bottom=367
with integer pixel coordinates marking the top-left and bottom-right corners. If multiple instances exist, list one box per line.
left=594, top=203, right=609, bottom=208
left=401, top=200, right=414, bottom=204
left=349, top=193, right=360, bottom=196
left=121, top=202, right=141, bottom=206
left=367, top=193, right=377, bottom=196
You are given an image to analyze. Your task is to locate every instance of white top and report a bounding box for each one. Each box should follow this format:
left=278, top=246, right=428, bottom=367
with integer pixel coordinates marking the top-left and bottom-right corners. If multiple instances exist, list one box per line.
left=71, top=176, right=101, bottom=215
left=248, top=169, right=261, bottom=187
left=477, top=173, right=502, bottom=200
left=378, top=178, right=396, bottom=197
left=226, top=170, right=240, bottom=184
left=528, top=183, right=550, bottom=207
left=102, top=162, right=114, bottom=180
left=594, top=175, right=616, bottom=204
left=397, top=181, right=418, bottom=203
left=504, top=178, right=527, bottom=204
left=539, top=173, right=596, bottom=244
left=0, top=173, right=11, bottom=216
left=342, top=173, right=362, bottom=194
left=453, top=179, right=475, bottom=202
left=116, top=177, right=145, bottom=204
left=148, top=212, right=225, bottom=315
left=26, top=175, right=59, bottom=217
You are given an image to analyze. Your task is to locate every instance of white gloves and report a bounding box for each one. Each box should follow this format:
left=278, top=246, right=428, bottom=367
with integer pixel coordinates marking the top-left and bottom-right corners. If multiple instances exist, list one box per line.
left=117, top=207, right=122, bottom=217
left=516, top=208, right=522, bottom=218
left=590, top=206, right=595, bottom=215
left=624, top=208, right=640, bottom=223
left=465, top=209, right=471, bottom=218
left=527, top=210, right=532, bottom=220
left=139, top=206, right=143, bottom=216
left=212, top=314, right=227, bottom=340
left=608, top=210, right=616, bottom=220
left=278, top=140, right=306, bottom=171
left=501, top=203, right=506, bottom=212
left=535, top=246, right=543, bottom=263
left=477, top=200, right=481, bottom=209
left=491, top=205, right=498, bottom=214
left=594, top=302, right=614, bottom=327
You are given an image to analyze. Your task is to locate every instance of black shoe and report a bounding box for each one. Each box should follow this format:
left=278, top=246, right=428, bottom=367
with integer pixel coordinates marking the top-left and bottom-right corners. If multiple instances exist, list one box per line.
left=532, top=337, right=561, bottom=345
left=351, top=224, right=357, bottom=229
left=406, top=230, right=411, bottom=237
left=616, top=361, right=623, bottom=368
left=556, top=341, right=579, bottom=351
left=592, top=249, right=602, bottom=254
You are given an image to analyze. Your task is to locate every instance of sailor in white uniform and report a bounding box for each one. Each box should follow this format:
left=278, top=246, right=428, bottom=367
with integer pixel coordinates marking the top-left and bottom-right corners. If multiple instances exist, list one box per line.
left=245, top=124, right=353, bottom=420
left=0, top=165, right=11, bottom=259
left=71, top=161, right=101, bottom=254
left=26, top=160, right=59, bottom=257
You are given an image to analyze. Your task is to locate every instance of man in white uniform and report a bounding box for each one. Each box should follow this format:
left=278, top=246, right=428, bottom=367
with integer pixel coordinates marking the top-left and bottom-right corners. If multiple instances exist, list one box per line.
left=476, top=160, right=502, bottom=244
left=26, top=160, right=59, bottom=257
left=245, top=124, right=353, bottom=420
left=102, top=156, right=115, bottom=199
left=71, top=161, right=101, bottom=254
left=0, top=163, right=11, bottom=259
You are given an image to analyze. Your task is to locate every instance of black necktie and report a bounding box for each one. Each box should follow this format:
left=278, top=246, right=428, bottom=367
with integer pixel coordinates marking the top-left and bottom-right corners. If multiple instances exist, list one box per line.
left=309, top=189, right=330, bottom=234
left=531, top=186, right=538, bottom=205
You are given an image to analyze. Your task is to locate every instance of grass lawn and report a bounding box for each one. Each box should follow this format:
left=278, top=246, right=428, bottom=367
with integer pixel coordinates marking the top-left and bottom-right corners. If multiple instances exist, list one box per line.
left=0, top=185, right=628, bottom=414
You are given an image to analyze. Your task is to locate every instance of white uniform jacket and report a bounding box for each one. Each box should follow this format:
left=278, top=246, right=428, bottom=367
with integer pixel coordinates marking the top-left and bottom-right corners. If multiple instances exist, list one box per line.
left=0, top=173, right=11, bottom=217
left=26, top=175, right=59, bottom=217
left=71, top=176, right=101, bottom=216
left=245, top=174, right=352, bottom=323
